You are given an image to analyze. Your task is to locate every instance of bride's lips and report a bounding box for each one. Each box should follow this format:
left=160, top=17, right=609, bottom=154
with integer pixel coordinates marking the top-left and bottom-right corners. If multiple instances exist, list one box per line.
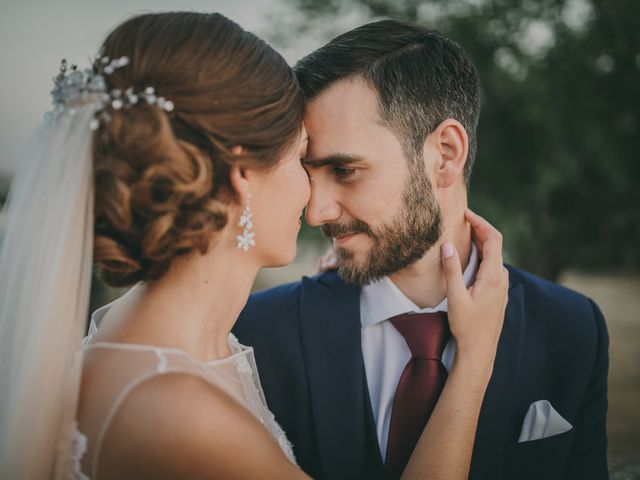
left=334, top=232, right=358, bottom=246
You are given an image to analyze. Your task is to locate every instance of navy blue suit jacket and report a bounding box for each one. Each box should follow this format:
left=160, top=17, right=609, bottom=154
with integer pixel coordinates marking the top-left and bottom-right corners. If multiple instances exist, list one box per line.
left=234, top=265, right=609, bottom=479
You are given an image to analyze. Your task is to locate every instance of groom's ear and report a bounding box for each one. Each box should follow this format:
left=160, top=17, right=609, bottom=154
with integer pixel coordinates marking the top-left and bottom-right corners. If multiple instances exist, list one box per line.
left=428, top=119, right=468, bottom=189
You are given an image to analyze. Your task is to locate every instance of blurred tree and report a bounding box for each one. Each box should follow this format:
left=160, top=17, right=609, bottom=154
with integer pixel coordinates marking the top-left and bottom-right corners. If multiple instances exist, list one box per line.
left=272, top=0, right=640, bottom=279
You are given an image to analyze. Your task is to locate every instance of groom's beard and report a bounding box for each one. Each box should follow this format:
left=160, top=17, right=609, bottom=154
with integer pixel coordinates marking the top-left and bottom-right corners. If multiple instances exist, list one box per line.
left=321, top=164, right=442, bottom=286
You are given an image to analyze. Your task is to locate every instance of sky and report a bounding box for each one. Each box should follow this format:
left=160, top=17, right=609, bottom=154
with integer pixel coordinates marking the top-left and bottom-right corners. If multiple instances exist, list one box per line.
left=0, top=0, right=293, bottom=176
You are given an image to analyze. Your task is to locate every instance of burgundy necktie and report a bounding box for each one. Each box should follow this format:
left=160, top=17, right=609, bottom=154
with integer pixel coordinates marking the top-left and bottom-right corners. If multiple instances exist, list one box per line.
left=385, top=312, right=450, bottom=479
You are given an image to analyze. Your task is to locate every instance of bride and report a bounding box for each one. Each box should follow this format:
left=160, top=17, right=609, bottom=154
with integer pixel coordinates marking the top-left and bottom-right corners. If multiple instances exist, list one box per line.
left=0, top=11, right=508, bottom=480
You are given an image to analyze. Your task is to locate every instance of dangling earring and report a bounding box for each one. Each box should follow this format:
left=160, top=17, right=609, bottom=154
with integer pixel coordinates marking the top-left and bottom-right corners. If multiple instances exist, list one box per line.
left=236, top=193, right=256, bottom=251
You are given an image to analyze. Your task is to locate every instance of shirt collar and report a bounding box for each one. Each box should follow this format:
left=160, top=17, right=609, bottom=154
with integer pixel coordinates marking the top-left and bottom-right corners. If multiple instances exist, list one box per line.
left=360, top=242, right=479, bottom=328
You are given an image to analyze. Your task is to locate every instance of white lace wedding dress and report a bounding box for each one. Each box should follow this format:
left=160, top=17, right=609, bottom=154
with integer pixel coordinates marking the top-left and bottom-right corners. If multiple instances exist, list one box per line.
left=65, top=304, right=295, bottom=480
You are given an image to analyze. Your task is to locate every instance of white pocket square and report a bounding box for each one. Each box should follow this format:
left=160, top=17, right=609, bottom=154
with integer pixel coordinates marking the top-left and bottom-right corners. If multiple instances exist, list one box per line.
left=518, top=400, right=573, bottom=443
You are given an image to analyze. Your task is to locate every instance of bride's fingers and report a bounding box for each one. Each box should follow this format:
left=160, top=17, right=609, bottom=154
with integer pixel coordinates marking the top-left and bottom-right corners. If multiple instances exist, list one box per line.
left=502, top=266, right=510, bottom=291
left=465, top=209, right=502, bottom=250
left=316, top=247, right=338, bottom=273
left=464, top=209, right=501, bottom=254
left=441, top=242, right=468, bottom=303
left=473, top=262, right=500, bottom=298
left=464, top=208, right=499, bottom=242
left=468, top=213, right=502, bottom=269
left=324, top=256, right=338, bottom=270
left=465, top=211, right=505, bottom=294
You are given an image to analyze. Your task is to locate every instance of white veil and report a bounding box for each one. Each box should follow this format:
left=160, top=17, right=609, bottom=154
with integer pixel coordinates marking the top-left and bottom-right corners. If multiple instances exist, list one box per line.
left=0, top=104, right=95, bottom=479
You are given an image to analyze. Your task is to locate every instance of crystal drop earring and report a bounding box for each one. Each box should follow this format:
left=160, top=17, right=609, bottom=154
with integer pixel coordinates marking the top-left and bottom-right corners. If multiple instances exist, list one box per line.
left=235, top=194, right=256, bottom=251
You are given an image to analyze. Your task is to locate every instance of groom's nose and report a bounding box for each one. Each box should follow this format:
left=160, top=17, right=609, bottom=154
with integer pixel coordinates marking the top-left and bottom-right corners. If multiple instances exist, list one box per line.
left=305, top=182, right=342, bottom=227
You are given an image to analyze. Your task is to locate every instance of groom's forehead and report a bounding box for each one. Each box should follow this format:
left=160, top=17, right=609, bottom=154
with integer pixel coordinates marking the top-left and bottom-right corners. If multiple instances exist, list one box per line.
left=304, top=125, right=385, bottom=163
left=304, top=78, right=381, bottom=125
left=303, top=81, right=390, bottom=156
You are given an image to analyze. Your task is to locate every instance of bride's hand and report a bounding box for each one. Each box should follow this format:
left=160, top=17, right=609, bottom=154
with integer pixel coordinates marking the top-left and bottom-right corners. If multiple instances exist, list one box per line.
left=316, top=247, right=338, bottom=272
left=441, top=209, right=509, bottom=375
left=401, top=209, right=508, bottom=480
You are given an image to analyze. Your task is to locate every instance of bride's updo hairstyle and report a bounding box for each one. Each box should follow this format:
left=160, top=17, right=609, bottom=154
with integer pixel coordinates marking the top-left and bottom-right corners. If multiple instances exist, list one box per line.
left=92, top=12, right=303, bottom=287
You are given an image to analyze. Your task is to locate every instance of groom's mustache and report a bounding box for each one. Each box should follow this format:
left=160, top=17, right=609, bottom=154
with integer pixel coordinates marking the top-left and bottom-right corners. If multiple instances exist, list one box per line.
left=321, top=219, right=373, bottom=240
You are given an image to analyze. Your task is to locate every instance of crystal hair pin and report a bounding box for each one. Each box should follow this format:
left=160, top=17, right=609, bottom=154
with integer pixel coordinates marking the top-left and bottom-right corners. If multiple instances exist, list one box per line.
left=47, top=55, right=174, bottom=130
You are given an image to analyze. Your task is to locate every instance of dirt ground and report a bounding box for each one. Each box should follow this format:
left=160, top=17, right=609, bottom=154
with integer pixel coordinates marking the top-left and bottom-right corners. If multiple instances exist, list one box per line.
left=560, top=271, right=640, bottom=477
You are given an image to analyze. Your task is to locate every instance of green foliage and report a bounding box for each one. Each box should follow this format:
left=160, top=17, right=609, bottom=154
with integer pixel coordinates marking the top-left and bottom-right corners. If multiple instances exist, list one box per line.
left=278, top=0, right=640, bottom=278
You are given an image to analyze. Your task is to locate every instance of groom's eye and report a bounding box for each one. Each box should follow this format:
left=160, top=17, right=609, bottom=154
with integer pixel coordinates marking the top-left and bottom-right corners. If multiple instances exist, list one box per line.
left=333, top=167, right=356, bottom=179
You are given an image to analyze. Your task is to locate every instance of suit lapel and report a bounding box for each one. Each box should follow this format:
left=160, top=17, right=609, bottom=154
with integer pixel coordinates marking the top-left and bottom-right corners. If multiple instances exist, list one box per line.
left=299, top=274, right=371, bottom=479
left=470, top=274, right=525, bottom=478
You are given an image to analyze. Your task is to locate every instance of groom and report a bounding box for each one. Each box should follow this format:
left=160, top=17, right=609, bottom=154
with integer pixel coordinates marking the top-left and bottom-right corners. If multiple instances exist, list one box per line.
left=234, top=20, right=608, bottom=480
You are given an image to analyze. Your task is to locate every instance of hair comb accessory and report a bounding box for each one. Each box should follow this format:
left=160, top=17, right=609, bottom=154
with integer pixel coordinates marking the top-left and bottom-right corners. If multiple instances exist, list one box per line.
left=47, top=54, right=174, bottom=131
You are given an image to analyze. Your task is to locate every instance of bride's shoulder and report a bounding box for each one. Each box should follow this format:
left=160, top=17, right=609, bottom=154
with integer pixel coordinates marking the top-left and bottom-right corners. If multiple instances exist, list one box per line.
left=99, top=372, right=305, bottom=479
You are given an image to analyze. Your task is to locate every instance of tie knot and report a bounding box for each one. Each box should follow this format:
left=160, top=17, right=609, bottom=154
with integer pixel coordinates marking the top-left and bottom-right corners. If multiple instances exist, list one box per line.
left=389, top=312, right=450, bottom=360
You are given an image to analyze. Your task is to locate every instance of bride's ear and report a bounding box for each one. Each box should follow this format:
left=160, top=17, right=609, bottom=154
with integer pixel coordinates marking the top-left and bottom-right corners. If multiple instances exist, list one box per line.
left=229, top=164, right=251, bottom=205
left=229, top=146, right=251, bottom=204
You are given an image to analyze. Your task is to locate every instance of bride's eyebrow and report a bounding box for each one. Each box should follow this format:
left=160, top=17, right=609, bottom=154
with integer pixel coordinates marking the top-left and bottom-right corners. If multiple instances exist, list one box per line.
left=302, top=153, right=364, bottom=168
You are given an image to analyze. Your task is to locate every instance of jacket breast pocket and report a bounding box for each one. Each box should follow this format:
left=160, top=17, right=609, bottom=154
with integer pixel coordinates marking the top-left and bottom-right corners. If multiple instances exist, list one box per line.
left=503, top=427, right=576, bottom=480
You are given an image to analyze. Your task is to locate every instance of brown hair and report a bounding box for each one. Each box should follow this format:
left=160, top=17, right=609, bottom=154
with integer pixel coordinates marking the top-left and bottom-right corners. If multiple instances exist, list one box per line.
left=295, top=20, right=480, bottom=185
left=92, top=12, right=304, bottom=287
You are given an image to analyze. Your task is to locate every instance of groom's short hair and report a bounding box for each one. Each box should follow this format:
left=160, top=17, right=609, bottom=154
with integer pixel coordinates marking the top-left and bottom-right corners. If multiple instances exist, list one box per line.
left=295, top=20, right=480, bottom=185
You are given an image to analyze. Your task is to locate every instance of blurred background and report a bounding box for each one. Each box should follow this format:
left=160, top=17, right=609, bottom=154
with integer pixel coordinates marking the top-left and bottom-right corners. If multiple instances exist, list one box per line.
left=1, top=0, right=638, bottom=476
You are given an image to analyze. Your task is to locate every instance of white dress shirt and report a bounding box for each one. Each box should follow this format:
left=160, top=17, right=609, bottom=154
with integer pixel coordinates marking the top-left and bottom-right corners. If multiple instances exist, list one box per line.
left=360, top=243, right=479, bottom=460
